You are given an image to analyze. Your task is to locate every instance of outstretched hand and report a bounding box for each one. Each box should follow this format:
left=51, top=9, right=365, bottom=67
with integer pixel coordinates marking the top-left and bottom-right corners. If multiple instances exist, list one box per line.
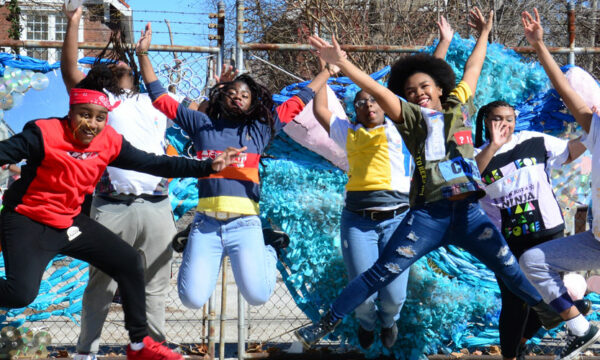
left=214, top=64, right=239, bottom=84
left=317, top=53, right=344, bottom=76
left=63, top=4, right=83, bottom=22
left=136, top=23, right=152, bottom=54
left=211, top=146, right=247, bottom=172
left=522, top=8, right=544, bottom=46
left=437, top=16, right=454, bottom=42
left=308, top=35, right=345, bottom=66
left=468, top=7, right=493, bottom=36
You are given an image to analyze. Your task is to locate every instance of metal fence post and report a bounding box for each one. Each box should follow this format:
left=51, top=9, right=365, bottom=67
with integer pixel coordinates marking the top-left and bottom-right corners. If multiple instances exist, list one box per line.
left=235, top=0, right=245, bottom=72
left=217, top=1, right=225, bottom=74
left=237, top=290, right=246, bottom=360
left=219, top=257, right=228, bottom=360
left=208, top=293, right=216, bottom=359
left=568, top=2, right=576, bottom=65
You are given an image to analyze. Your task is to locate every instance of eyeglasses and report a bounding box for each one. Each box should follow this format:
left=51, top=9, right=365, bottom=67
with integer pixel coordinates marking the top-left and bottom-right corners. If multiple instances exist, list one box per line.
left=354, top=97, right=376, bottom=108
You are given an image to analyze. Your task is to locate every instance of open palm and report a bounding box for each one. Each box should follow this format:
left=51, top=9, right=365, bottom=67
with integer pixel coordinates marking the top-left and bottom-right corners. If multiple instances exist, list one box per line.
left=308, top=35, right=344, bottom=65
left=522, top=9, right=544, bottom=45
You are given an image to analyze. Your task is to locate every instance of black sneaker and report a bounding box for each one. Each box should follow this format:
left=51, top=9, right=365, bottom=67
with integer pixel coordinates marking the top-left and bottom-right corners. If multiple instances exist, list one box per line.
left=556, top=324, right=600, bottom=360
left=172, top=224, right=191, bottom=253
left=532, top=300, right=593, bottom=330
left=262, top=228, right=290, bottom=257
left=357, top=326, right=374, bottom=349
left=294, top=311, right=340, bottom=349
left=381, top=323, right=398, bottom=349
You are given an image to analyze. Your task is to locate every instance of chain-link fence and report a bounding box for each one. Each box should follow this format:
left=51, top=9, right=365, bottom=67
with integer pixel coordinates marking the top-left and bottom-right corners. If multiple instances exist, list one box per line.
left=2, top=1, right=600, bottom=359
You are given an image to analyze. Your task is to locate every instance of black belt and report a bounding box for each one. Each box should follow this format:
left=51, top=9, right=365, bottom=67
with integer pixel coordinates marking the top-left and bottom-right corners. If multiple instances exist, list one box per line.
left=352, top=206, right=408, bottom=221
left=97, top=194, right=168, bottom=204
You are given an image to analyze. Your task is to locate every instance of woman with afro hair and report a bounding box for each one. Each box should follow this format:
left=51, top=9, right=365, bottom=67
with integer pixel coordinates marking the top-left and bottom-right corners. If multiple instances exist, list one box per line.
left=135, top=23, right=331, bottom=309
left=295, top=7, right=579, bottom=348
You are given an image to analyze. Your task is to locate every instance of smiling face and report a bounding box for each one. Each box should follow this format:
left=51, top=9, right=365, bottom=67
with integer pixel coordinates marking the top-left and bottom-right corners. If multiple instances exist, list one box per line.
left=403, top=72, right=443, bottom=111
left=68, top=103, right=108, bottom=146
left=224, top=81, right=252, bottom=114
left=484, top=105, right=516, bottom=141
left=354, top=91, right=385, bottom=128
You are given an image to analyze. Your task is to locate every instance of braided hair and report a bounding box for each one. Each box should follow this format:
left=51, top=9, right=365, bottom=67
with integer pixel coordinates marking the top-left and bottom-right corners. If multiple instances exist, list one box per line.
left=206, top=74, right=276, bottom=137
left=474, top=100, right=514, bottom=147
left=73, top=64, right=121, bottom=97
left=94, top=25, right=141, bottom=94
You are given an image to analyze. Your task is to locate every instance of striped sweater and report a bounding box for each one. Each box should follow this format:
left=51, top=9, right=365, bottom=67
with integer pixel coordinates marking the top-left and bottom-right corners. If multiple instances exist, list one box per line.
left=147, top=80, right=314, bottom=215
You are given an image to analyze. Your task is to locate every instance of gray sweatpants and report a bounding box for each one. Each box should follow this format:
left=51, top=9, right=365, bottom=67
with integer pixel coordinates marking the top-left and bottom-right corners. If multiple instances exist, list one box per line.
left=76, top=196, right=177, bottom=354
left=520, top=230, right=600, bottom=313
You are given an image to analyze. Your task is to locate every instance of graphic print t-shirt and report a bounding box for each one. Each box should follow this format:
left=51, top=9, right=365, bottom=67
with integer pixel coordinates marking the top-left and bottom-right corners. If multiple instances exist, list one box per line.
left=476, top=131, right=569, bottom=245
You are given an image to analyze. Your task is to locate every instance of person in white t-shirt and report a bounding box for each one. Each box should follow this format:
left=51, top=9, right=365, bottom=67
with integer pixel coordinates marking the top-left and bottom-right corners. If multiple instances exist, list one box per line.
left=474, top=100, right=586, bottom=360
left=518, top=8, right=600, bottom=360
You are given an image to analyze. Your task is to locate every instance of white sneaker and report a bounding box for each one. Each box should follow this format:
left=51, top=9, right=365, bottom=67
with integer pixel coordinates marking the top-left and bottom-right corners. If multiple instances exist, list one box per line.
left=73, top=353, right=97, bottom=360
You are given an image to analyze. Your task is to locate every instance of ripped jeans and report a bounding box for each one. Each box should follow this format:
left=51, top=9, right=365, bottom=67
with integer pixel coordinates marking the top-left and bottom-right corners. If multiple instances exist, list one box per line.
left=330, top=196, right=542, bottom=321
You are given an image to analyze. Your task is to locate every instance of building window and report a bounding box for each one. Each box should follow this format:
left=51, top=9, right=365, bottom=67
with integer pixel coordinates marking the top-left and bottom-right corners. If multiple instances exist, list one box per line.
left=55, top=15, right=67, bottom=41
left=21, top=12, right=67, bottom=62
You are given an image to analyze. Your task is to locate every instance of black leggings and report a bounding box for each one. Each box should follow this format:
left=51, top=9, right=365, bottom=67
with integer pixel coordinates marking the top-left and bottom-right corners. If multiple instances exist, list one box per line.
left=0, top=209, right=148, bottom=343
left=497, top=232, right=563, bottom=358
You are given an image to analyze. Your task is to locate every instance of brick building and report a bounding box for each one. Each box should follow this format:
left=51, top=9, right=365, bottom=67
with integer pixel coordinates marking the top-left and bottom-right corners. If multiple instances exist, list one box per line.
left=0, top=0, right=132, bottom=62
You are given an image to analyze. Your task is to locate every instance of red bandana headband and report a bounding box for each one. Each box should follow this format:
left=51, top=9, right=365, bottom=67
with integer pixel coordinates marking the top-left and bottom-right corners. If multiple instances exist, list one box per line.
left=69, top=88, right=121, bottom=111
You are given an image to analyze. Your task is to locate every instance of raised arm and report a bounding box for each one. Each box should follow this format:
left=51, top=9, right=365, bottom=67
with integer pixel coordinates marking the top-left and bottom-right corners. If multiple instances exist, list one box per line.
left=313, top=85, right=333, bottom=134
left=432, top=16, right=454, bottom=60
left=309, top=35, right=403, bottom=123
left=461, top=7, right=493, bottom=93
left=135, top=23, right=159, bottom=85
left=60, top=6, right=85, bottom=92
left=522, top=9, right=593, bottom=133
left=312, top=59, right=343, bottom=134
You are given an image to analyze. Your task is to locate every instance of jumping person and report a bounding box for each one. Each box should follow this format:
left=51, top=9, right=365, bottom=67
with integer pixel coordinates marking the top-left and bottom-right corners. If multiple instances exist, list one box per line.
left=135, top=23, right=330, bottom=309
left=474, top=101, right=588, bottom=360
left=0, top=65, right=244, bottom=360
left=309, top=16, right=455, bottom=349
left=60, top=6, right=190, bottom=358
left=295, top=7, right=573, bottom=348
left=518, top=9, right=600, bottom=360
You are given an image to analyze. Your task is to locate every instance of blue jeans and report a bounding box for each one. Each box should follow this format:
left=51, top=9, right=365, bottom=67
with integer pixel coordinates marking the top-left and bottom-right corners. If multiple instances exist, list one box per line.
left=331, top=196, right=542, bottom=320
left=341, top=208, right=409, bottom=330
left=177, top=213, right=278, bottom=307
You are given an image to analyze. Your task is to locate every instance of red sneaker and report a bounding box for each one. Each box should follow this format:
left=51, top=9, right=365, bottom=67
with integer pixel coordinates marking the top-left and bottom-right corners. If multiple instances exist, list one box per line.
left=126, top=336, right=183, bottom=360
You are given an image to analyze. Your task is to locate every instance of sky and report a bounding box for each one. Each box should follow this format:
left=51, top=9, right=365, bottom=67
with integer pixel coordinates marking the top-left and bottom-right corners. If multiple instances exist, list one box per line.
left=126, top=0, right=214, bottom=47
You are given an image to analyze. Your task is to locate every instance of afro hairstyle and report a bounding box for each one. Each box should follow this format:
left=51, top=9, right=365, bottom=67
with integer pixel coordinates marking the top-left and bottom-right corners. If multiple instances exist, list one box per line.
left=387, top=53, right=456, bottom=103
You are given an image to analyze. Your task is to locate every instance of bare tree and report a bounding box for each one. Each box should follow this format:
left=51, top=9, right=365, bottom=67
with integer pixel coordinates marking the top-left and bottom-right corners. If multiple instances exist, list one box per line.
left=235, top=0, right=599, bottom=92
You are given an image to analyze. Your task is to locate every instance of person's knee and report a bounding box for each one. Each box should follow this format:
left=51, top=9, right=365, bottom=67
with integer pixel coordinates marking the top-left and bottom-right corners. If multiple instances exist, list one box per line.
left=519, top=247, right=544, bottom=274
left=381, top=292, right=407, bottom=311
left=178, top=287, right=211, bottom=309
left=1, top=287, right=37, bottom=308
left=242, top=287, right=274, bottom=306
left=121, top=250, right=144, bottom=273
